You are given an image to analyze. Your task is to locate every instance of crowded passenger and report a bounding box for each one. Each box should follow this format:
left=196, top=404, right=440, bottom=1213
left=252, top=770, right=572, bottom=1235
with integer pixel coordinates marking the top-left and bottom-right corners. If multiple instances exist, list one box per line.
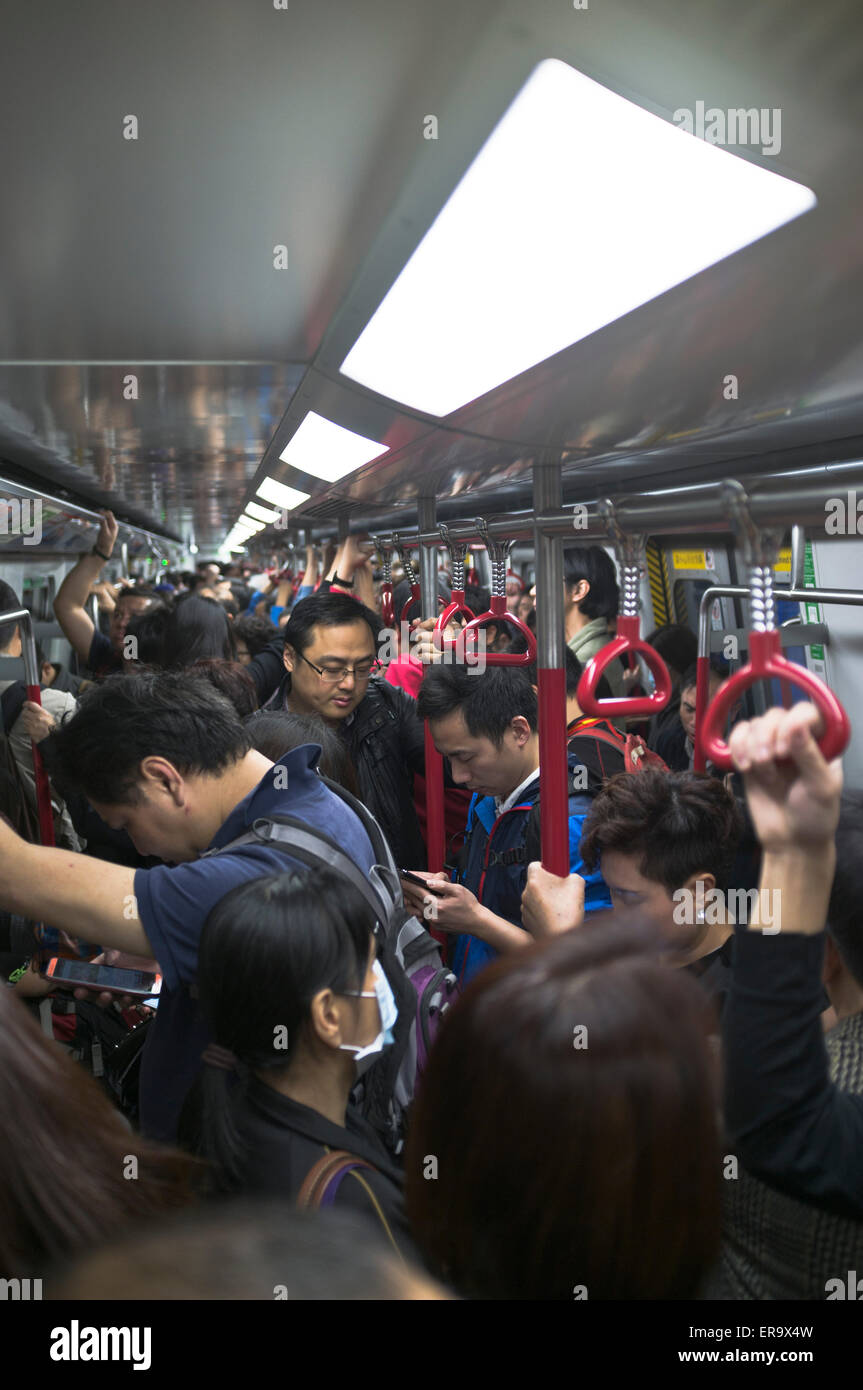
left=407, top=664, right=611, bottom=985
left=0, top=671, right=378, bottom=1142
left=563, top=544, right=626, bottom=697
left=522, top=767, right=742, bottom=1012
left=53, top=510, right=156, bottom=676
left=259, top=592, right=430, bottom=867
left=188, top=870, right=411, bottom=1253
left=405, top=920, right=721, bottom=1298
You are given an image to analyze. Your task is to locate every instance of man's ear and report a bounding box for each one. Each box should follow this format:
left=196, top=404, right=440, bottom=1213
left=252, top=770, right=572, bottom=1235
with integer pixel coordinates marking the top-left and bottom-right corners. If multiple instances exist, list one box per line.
left=511, top=715, right=534, bottom=748
left=138, top=756, right=185, bottom=806
left=283, top=643, right=296, bottom=673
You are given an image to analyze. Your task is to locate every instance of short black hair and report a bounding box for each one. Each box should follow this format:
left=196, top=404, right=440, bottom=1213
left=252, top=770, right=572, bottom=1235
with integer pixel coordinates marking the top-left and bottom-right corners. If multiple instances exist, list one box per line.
left=523, top=647, right=612, bottom=702
left=580, top=768, right=743, bottom=892
left=244, top=710, right=359, bottom=795
left=645, top=625, right=698, bottom=680
left=282, top=593, right=382, bottom=657
left=0, top=580, right=22, bottom=652
left=828, top=792, right=863, bottom=988
left=41, top=669, right=251, bottom=805
left=416, top=665, right=538, bottom=747
left=563, top=546, right=619, bottom=621
left=233, top=615, right=279, bottom=657
left=680, top=659, right=728, bottom=693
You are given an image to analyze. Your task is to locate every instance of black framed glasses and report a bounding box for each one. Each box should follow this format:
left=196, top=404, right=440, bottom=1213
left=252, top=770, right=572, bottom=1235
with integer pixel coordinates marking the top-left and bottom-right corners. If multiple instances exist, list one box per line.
left=297, top=652, right=382, bottom=685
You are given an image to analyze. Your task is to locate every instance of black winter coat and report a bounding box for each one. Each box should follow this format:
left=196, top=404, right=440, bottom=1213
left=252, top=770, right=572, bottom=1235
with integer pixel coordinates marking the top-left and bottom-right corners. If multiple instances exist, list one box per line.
left=259, top=672, right=428, bottom=869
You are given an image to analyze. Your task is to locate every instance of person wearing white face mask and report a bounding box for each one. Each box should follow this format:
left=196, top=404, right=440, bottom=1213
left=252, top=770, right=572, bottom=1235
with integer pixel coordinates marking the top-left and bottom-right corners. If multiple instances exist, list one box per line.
left=189, top=868, right=411, bottom=1256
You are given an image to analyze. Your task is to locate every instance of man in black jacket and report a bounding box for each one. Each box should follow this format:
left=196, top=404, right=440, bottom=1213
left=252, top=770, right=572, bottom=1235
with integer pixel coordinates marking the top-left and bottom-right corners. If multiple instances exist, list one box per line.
left=259, top=592, right=429, bottom=867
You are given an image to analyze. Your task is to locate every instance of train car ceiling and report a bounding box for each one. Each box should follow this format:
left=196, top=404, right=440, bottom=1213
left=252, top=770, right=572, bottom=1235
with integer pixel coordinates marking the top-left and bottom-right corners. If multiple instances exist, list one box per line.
left=2, top=0, right=863, bottom=553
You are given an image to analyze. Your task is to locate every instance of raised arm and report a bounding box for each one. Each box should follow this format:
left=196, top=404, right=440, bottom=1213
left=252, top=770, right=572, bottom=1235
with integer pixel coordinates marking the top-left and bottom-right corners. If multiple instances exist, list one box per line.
left=0, top=816, right=153, bottom=956
left=54, top=511, right=119, bottom=663
left=723, top=703, right=863, bottom=1216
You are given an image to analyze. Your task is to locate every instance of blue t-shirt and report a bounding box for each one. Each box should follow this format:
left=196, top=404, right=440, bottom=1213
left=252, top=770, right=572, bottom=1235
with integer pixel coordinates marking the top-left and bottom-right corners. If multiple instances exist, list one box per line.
left=134, top=744, right=376, bottom=1142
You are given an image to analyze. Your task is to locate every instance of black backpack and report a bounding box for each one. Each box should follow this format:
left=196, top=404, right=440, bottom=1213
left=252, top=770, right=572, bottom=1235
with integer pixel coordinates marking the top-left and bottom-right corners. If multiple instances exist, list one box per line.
left=205, top=773, right=457, bottom=1155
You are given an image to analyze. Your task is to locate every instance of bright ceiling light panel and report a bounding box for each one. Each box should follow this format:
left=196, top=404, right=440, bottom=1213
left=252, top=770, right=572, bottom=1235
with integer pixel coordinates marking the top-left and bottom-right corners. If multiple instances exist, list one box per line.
left=256, top=477, right=311, bottom=510
left=244, top=501, right=281, bottom=524
left=340, top=58, right=816, bottom=417
left=278, top=411, right=388, bottom=482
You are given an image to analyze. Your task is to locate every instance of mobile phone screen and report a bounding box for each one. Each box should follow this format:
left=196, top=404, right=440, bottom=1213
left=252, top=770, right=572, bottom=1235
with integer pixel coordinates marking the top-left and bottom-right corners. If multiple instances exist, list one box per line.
left=45, top=959, right=161, bottom=995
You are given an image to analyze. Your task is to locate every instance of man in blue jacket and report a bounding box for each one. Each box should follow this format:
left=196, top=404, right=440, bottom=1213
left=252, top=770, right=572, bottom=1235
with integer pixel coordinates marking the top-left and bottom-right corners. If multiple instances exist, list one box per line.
left=0, top=669, right=375, bottom=1142
left=406, top=665, right=610, bottom=986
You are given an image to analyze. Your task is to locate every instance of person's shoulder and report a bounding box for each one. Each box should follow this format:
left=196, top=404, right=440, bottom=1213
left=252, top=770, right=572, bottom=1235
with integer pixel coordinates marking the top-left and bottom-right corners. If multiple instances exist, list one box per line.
left=40, top=688, right=77, bottom=720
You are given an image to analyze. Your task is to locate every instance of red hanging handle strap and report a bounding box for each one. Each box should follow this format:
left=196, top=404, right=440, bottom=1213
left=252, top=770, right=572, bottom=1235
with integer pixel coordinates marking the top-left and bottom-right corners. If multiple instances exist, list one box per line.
left=699, top=629, right=851, bottom=771
left=400, top=583, right=422, bottom=625
left=459, top=595, right=537, bottom=666
left=380, top=583, right=395, bottom=628
left=433, top=590, right=476, bottom=652
left=576, top=615, right=672, bottom=717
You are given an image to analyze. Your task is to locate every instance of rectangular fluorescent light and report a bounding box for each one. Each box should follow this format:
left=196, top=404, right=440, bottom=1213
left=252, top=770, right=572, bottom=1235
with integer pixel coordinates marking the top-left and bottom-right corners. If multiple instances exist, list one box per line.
left=244, top=501, right=281, bottom=524
left=340, top=58, right=815, bottom=417
left=278, top=411, right=387, bottom=482
left=256, top=476, right=311, bottom=510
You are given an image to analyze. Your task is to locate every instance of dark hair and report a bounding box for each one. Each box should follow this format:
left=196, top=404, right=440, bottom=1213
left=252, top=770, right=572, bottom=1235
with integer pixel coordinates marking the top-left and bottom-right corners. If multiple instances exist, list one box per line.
left=115, top=586, right=158, bottom=611
left=580, top=768, right=743, bottom=892
left=0, top=986, right=194, bottom=1275
left=680, top=659, right=728, bottom=694
left=282, top=593, right=382, bottom=657
left=405, top=920, right=721, bottom=1299
left=53, top=1203, right=438, bottom=1301
left=416, top=665, right=538, bottom=746
left=244, top=711, right=359, bottom=795
left=0, top=577, right=21, bottom=615
left=233, top=614, right=280, bottom=657
left=196, top=871, right=375, bottom=1192
left=563, top=546, right=619, bottom=620
left=645, top=625, right=698, bottom=682
left=0, top=579, right=21, bottom=652
left=162, top=595, right=237, bottom=667
left=828, top=791, right=863, bottom=988
left=187, top=659, right=258, bottom=718
left=124, top=602, right=171, bottom=665
left=524, top=647, right=611, bottom=701
left=41, top=669, right=252, bottom=805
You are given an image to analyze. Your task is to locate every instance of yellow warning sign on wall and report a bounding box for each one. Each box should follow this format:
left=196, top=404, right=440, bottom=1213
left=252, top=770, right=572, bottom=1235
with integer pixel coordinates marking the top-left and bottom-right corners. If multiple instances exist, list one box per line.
left=671, top=549, right=713, bottom=571
left=775, top=548, right=792, bottom=572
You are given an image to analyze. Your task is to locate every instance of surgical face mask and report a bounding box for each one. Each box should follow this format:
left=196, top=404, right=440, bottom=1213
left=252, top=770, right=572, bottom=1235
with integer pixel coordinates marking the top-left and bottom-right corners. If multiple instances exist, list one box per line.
left=338, top=960, right=398, bottom=1077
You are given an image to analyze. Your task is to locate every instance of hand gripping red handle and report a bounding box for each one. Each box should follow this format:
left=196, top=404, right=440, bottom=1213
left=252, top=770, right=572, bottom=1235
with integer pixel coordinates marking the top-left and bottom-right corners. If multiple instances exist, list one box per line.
left=459, top=595, right=537, bottom=666
left=699, top=629, right=851, bottom=771
left=433, top=590, right=476, bottom=652
left=576, top=615, right=672, bottom=717
left=380, top=583, right=395, bottom=629
left=400, top=583, right=422, bottom=625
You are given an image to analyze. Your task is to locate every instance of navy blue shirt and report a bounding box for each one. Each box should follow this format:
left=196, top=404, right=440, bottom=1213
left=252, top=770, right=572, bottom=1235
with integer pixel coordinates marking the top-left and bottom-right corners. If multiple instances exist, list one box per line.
left=134, top=745, right=376, bottom=1142
left=86, top=629, right=122, bottom=677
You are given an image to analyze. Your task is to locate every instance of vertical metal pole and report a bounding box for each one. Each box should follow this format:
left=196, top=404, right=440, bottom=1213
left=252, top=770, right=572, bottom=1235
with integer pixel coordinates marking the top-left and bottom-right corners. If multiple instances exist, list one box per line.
left=533, top=460, right=569, bottom=875
left=790, top=525, right=804, bottom=590
left=418, top=497, right=446, bottom=876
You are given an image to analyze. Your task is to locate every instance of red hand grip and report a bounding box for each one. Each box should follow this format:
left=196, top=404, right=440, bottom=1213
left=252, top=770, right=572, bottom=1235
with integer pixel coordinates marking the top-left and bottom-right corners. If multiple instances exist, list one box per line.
left=433, top=590, right=476, bottom=652
left=699, top=629, right=851, bottom=771
left=26, top=683, right=55, bottom=847
left=459, top=595, right=537, bottom=666
left=380, top=583, right=395, bottom=629
left=576, top=615, right=672, bottom=717
left=400, top=583, right=422, bottom=625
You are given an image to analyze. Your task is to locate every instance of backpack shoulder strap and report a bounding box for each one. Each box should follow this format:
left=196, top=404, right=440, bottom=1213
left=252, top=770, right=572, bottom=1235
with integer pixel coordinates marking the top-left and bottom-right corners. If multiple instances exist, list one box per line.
left=296, top=1149, right=376, bottom=1209
left=205, top=817, right=391, bottom=927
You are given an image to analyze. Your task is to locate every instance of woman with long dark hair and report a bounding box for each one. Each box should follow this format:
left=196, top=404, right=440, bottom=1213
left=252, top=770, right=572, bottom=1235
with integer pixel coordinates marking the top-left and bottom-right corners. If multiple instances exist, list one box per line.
left=405, top=919, right=722, bottom=1299
left=162, top=594, right=237, bottom=667
left=0, top=986, right=194, bottom=1280
left=191, top=869, right=410, bottom=1256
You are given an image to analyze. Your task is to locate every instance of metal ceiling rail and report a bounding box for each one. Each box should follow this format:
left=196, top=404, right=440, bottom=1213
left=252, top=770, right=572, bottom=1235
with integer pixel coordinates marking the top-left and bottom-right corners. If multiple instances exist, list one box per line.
left=0, top=474, right=184, bottom=555
left=355, top=468, right=863, bottom=550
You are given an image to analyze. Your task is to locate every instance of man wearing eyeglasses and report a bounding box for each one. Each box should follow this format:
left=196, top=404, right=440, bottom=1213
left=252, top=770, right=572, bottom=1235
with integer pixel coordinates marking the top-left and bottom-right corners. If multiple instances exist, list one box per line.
left=261, top=592, right=430, bottom=869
